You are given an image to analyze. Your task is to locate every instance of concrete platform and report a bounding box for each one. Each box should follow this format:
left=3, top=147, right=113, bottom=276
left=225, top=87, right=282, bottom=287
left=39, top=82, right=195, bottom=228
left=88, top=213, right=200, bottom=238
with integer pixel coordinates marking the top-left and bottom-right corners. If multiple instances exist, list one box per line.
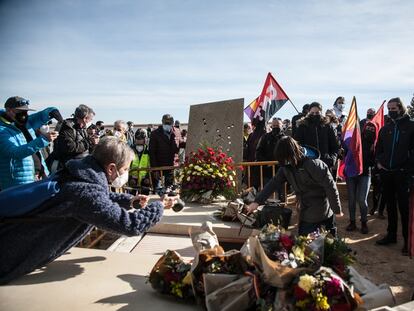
left=0, top=247, right=197, bottom=311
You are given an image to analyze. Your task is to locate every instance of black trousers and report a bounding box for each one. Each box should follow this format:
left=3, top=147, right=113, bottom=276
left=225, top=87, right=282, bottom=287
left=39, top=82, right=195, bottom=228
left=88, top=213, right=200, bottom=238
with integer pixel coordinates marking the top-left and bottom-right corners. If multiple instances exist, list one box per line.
left=381, top=170, right=411, bottom=243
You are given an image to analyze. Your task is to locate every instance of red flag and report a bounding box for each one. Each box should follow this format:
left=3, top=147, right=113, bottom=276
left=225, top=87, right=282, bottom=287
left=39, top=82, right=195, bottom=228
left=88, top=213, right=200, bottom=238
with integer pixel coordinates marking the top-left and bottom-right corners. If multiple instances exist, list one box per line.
left=244, top=72, right=289, bottom=122
left=363, top=100, right=385, bottom=146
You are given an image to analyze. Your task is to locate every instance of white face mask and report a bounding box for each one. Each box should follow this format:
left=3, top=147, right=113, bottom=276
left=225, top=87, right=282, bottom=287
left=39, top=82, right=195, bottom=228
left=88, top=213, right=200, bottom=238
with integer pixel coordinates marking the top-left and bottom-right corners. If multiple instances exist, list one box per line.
left=162, top=124, right=172, bottom=132
left=113, top=130, right=123, bottom=138
left=111, top=170, right=129, bottom=188
left=135, top=145, right=144, bottom=152
left=39, top=125, right=50, bottom=135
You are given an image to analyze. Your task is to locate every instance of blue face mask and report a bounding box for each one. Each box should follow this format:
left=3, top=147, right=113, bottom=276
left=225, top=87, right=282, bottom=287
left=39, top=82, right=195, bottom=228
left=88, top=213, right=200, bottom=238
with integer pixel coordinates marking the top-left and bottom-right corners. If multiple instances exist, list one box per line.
left=163, top=124, right=172, bottom=132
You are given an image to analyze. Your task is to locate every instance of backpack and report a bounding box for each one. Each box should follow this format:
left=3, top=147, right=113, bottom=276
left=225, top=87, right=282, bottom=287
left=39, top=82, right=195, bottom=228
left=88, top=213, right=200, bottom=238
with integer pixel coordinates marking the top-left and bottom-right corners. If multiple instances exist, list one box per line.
left=0, top=176, right=60, bottom=219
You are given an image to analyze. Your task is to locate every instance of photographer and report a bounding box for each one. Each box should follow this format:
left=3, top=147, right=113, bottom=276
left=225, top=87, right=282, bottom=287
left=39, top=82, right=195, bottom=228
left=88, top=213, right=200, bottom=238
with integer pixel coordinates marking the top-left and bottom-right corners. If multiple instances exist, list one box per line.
left=0, top=137, right=177, bottom=284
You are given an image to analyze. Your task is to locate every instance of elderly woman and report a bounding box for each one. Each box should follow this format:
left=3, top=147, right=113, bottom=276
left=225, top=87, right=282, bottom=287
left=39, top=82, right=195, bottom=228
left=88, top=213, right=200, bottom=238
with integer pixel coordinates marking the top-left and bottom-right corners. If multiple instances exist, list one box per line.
left=0, top=137, right=172, bottom=284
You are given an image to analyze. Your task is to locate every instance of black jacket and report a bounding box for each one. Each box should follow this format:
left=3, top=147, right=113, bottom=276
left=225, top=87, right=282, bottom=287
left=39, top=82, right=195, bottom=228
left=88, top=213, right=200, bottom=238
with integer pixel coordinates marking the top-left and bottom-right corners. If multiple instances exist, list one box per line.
left=376, top=115, right=414, bottom=171
left=52, top=119, right=91, bottom=163
left=294, top=116, right=339, bottom=167
left=255, top=157, right=341, bottom=223
left=256, top=131, right=284, bottom=161
left=149, top=126, right=179, bottom=167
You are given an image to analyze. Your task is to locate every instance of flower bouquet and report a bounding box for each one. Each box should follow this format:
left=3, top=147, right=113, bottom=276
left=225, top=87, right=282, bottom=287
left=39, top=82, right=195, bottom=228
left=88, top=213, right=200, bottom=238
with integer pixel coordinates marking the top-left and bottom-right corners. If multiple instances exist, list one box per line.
left=179, top=146, right=238, bottom=203
left=293, top=267, right=362, bottom=311
left=241, top=225, right=319, bottom=288
left=148, top=250, right=193, bottom=299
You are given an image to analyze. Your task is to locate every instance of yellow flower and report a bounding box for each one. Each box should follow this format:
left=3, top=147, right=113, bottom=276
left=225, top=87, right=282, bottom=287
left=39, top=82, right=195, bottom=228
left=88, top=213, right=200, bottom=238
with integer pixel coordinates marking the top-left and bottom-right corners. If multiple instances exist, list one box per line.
left=315, top=293, right=330, bottom=310
left=298, top=274, right=316, bottom=293
left=292, top=245, right=305, bottom=262
left=182, top=271, right=192, bottom=285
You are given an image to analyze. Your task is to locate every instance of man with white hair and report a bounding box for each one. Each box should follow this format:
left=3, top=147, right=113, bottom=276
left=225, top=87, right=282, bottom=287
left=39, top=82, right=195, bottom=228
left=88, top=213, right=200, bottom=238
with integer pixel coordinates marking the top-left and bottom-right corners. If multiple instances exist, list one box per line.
left=0, top=137, right=176, bottom=284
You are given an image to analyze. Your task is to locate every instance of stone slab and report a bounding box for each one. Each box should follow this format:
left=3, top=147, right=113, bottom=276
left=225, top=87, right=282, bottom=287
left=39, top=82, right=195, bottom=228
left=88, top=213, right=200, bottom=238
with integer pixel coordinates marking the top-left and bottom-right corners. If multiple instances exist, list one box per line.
left=185, top=98, right=244, bottom=164
left=132, top=233, right=195, bottom=259
left=149, top=200, right=259, bottom=242
left=0, top=247, right=197, bottom=311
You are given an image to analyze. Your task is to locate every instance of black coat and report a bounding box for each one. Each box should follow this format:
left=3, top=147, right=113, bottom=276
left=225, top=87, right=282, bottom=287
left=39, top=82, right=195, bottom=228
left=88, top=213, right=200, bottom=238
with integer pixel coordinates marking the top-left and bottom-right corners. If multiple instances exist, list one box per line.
left=149, top=126, right=179, bottom=167
left=294, top=116, right=339, bottom=167
left=255, top=157, right=342, bottom=223
left=52, top=119, right=90, bottom=163
left=256, top=131, right=284, bottom=161
left=0, top=156, right=163, bottom=284
left=376, top=115, right=414, bottom=171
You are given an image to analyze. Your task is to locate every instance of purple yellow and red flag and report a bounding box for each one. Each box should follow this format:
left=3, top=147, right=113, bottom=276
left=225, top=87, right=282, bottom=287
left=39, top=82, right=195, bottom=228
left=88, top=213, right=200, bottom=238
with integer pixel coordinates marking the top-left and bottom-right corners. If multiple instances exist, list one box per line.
left=338, top=96, right=363, bottom=179
left=244, top=72, right=289, bottom=122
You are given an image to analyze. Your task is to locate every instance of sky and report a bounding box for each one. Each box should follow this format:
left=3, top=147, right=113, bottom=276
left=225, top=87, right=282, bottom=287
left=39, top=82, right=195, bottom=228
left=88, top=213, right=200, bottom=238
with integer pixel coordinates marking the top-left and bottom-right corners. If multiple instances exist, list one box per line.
left=1, top=0, right=413, bottom=124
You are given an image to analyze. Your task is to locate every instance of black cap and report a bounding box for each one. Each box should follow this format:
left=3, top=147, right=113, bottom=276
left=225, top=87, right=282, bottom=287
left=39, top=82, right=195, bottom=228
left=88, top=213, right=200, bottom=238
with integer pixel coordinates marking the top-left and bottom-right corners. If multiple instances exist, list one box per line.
left=4, top=96, right=35, bottom=111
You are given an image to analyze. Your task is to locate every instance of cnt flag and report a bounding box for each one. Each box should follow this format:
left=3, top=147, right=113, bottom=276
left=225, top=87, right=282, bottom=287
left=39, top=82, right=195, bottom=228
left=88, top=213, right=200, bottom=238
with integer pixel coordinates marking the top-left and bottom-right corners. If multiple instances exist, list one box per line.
left=244, top=72, right=289, bottom=122
left=338, top=97, right=363, bottom=179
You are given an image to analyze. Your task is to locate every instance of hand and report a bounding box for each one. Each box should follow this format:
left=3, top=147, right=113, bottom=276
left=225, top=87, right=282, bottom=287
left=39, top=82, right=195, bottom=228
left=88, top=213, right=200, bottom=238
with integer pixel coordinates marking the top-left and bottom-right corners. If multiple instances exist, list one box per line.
left=336, top=212, right=344, bottom=217
left=246, top=202, right=259, bottom=214
left=49, top=109, right=64, bottom=122
left=44, top=131, right=59, bottom=142
left=131, top=195, right=149, bottom=209
left=162, top=194, right=180, bottom=209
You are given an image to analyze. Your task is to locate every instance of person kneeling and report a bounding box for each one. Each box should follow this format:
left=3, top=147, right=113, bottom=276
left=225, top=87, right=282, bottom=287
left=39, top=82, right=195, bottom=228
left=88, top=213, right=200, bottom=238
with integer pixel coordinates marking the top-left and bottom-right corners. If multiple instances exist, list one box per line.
left=0, top=137, right=176, bottom=284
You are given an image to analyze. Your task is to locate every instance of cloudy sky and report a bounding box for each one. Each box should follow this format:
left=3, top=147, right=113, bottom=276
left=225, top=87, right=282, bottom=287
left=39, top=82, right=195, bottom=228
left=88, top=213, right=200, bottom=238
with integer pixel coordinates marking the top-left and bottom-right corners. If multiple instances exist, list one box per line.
left=1, top=0, right=413, bottom=124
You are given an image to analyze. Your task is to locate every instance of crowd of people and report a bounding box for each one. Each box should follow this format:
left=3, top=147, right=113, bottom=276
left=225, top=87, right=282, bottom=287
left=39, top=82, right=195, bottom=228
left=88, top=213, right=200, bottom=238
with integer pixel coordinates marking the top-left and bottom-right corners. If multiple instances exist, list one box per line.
left=0, top=94, right=413, bottom=283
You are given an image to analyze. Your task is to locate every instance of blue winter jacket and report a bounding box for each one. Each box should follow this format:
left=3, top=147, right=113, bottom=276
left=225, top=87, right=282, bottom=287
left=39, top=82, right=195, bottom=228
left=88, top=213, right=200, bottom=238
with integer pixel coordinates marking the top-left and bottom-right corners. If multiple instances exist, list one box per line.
left=0, top=155, right=164, bottom=284
left=0, top=107, right=57, bottom=189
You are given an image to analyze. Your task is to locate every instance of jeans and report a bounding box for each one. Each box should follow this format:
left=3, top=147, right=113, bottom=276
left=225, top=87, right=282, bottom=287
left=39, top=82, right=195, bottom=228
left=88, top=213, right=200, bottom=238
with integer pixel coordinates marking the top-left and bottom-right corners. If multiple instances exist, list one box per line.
left=381, top=170, right=410, bottom=243
left=298, top=215, right=337, bottom=237
left=346, top=175, right=371, bottom=223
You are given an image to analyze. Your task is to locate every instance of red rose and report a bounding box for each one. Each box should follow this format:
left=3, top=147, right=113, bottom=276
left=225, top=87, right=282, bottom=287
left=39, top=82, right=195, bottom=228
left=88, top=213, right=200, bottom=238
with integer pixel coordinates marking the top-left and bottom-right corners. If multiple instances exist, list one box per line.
left=294, top=285, right=308, bottom=300
left=280, top=235, right=294, bottom=251
left=331, top=303, right=352, bottom=311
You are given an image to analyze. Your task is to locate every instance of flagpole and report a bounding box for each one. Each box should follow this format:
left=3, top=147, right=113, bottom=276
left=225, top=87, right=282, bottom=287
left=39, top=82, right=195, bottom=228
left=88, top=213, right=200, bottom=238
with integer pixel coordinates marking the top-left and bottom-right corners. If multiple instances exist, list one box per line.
left=288, top=99, right=300, bottom=114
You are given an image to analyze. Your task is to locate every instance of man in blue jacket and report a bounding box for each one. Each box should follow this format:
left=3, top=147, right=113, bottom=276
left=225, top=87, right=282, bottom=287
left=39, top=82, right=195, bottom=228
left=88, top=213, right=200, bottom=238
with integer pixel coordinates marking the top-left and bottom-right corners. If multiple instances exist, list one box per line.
left=0, top=96, right=62, bottom=189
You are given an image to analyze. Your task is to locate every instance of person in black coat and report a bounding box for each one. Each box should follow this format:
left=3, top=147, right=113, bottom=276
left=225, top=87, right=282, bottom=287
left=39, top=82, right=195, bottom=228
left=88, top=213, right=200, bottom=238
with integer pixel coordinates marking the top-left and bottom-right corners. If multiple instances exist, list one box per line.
left=0, top=137, right=173, bottom=284
left=256, top=118, right=285, bottom=198
left=149, top=114, right=180, bottom=188
left=375, top=98, right=414, bottom=256
left=294, top=102, right=339, bottom=169
left=248, top=136, right=343, bottom=236
left=49, top=105, right=99, bottom=171
left=291, top=104, right=310, bottom=138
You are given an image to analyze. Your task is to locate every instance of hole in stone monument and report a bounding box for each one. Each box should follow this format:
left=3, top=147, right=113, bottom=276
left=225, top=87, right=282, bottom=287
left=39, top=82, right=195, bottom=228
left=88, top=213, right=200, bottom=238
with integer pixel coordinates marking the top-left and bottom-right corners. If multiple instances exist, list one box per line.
left=227, top=136, right=231, bottom=139
left=216, top=129, right=220, bottom=132
left=202, top=118, right=206, bottom=122
left=231, top=124, right=234, bottom=128
left=227, top=125, right=231, bottom=129
left=205, top=130, right=209, bottom=133
left=228, top=141, right=231, bottom=144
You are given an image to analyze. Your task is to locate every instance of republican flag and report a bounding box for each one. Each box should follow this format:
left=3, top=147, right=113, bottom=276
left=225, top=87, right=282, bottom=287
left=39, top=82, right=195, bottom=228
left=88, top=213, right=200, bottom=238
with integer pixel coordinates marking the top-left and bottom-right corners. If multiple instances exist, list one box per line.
left=244, top=72, right=289, bottom=122
left=338, top=97, right=363, bottom=179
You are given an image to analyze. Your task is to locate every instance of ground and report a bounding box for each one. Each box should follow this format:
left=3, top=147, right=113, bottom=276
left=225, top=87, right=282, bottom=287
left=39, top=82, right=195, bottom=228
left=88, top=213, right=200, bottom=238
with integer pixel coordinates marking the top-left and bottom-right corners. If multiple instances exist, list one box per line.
left=287, top=183, right=414, bottom=305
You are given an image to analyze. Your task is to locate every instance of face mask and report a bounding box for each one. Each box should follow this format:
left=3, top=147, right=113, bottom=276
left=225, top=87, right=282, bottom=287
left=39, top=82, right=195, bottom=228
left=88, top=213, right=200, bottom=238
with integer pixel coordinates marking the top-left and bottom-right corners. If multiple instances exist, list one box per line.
left=163, top=124, right=172, bottom=132
left=388, top=111, right=399, bottom=120
left=272, top=127, right=281, bottom=135
left=15, top=111, right=28, bottom=124
left=39, top=125, right=50, bottom=135
left=135, top=145, right=144, bottom=153
left=113, top=130, right=123, bottom=138
left=367, top=114, right=374, bottom=120
left=310, top=114, right=321, bottom=123
left=111, top=169, right=129, bottom=188
left=336, top=104, right=344, bottom=112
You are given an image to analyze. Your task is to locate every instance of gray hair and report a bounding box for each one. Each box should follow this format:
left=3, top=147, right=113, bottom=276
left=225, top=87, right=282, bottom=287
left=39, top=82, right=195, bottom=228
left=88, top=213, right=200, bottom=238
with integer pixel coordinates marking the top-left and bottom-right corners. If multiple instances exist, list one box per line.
left=74, top=104, right=94, bottom=119
left=114, top=119, right=127, bottom=130
left=92, top=136, right=134, bottom=168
